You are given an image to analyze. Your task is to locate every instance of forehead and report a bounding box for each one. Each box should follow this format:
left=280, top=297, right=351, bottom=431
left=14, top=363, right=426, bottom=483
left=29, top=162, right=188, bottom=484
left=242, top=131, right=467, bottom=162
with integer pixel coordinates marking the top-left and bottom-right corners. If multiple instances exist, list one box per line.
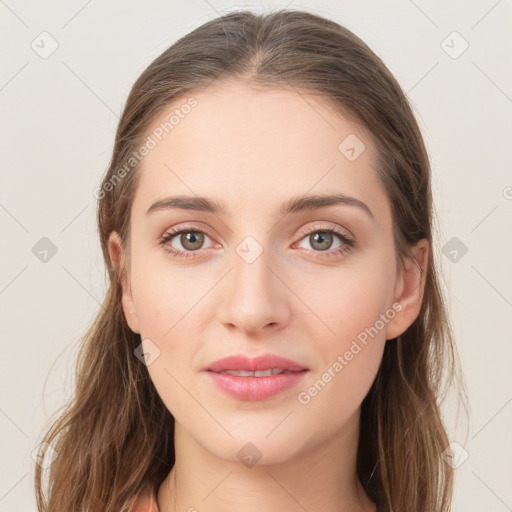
left=131, top=82, right=391, bottom=225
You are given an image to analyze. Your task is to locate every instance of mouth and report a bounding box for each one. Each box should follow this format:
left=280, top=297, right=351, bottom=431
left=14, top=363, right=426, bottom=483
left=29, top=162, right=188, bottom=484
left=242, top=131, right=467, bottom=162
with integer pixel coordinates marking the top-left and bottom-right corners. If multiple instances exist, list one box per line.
left=205, top=353, right=309, bottom=400
left=205, top=353, right=308, bottom=373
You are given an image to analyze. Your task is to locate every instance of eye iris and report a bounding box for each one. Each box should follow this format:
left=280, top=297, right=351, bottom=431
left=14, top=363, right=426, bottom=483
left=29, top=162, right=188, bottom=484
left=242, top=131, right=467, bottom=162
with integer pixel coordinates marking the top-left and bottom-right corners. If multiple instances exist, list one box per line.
left=181, top=231, right=204, bottom=250
left=310, top=232, right=332, bottom=251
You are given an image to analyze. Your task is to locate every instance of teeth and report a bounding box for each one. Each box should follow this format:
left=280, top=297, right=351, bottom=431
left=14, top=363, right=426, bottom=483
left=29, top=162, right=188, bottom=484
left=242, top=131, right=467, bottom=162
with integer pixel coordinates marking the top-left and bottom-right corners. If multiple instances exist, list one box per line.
left=221, top=370, right=254, bottom=377
left=254, top=369, right=268, bottom=377
left=218, top=368, right=287, bottom=377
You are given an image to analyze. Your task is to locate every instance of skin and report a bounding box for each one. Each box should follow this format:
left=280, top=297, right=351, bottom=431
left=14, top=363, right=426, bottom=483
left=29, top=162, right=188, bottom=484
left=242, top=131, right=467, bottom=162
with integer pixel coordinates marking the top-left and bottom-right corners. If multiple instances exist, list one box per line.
left=108, top=80, right=428, bottom=512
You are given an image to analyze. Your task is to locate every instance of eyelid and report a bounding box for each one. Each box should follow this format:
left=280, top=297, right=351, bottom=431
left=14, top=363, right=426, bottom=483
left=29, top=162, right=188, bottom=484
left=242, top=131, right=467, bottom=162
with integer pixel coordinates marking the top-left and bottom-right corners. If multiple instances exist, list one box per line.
left=296, top=222, right=355, bottom=243
left=163, top=221, right=352, bottom=242
left=165, top=222, right=216, bottom=239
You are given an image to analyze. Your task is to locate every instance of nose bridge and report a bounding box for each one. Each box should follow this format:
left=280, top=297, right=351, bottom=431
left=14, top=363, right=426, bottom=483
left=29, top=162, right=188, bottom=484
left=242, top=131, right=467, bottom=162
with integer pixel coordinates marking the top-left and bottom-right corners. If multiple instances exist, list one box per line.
left=232, top=241, right=276, bottom=313
left=219, top=236, right=290, bottom=333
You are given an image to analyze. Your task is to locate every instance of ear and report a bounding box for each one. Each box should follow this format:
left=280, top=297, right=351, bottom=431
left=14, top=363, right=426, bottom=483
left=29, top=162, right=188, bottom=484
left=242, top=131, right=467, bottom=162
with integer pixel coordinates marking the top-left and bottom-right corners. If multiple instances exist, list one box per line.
left=107, top=231, right=140, bottom=334
left=385, top=239, right=429, bottom=341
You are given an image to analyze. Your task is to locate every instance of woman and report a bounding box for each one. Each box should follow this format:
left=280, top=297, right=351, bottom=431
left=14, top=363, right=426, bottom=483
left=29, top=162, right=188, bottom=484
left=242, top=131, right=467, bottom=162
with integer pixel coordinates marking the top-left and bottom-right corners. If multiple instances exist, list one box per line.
left=34, top=9, right=468, bottom=512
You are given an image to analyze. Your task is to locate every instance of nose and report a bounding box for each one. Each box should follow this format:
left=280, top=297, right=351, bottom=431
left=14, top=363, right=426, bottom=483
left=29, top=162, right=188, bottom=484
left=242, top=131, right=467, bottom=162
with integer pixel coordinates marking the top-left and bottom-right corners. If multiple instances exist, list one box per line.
left=217, top=245, right=291, bottom=337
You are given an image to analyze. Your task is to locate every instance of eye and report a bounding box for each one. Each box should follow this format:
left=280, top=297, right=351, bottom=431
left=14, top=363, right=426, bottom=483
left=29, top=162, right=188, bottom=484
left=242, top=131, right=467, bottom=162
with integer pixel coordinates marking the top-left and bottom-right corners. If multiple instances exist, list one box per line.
left=294, top=225, right=355, bottom=258
left=159, top=224, right=355, bottom=260
left=159, top=225, right=216, bottom=258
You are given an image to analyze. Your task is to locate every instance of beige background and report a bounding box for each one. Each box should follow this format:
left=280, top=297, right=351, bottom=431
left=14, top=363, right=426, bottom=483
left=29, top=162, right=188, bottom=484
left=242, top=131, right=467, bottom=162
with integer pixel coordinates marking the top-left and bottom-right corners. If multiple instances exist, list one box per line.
left=1, top=1, right=511, bottom=510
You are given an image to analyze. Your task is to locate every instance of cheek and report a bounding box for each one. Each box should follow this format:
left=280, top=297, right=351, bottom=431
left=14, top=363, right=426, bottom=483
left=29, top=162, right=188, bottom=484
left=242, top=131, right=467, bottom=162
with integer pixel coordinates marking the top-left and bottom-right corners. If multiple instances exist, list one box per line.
left=297, top=265, right=391, bottom=399
left=301, top=265, right=393, bottom=342
left=130, top=264, right=204, bottom=413
left=131, top=260, right=192, bottom=338
left=146, top=362, right=197, bottom=429
left=297, top=291, right=387, bottom=428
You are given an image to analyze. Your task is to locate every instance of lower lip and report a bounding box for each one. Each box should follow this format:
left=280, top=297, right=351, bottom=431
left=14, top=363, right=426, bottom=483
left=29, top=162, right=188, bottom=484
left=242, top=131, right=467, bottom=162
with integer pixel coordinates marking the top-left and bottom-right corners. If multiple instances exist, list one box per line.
left=206, top=370, right=308, bottom=401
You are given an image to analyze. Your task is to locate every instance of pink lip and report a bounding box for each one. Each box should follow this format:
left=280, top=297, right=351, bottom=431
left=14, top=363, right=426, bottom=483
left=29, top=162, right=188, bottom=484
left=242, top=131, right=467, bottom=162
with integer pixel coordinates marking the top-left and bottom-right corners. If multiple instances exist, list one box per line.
left=205, top=353, right=308, bottom=372
left=205, top=353, right=309, bottom=401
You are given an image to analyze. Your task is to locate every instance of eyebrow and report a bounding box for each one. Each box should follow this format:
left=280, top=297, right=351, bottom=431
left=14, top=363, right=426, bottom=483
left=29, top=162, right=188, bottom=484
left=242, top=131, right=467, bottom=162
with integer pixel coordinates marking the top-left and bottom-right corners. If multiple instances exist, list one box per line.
left=146, top=193, right=374, bottom=220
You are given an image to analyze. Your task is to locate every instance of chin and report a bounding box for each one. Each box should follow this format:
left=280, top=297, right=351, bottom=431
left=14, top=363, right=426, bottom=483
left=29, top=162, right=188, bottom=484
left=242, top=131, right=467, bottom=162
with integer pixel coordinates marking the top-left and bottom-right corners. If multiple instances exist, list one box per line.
left=195, top=425, right=310, bottom=467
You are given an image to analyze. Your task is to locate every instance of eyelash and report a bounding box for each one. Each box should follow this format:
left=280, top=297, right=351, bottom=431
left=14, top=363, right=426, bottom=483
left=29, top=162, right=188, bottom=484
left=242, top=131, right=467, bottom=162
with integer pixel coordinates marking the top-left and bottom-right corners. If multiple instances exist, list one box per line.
left=158, top=224, right=355, bottom=260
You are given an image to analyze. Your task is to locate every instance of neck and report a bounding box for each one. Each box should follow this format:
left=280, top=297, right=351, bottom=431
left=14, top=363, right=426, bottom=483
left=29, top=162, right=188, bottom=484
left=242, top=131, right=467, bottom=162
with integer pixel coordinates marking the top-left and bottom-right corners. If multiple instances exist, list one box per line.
left=157, top=409, right=377, bottom=512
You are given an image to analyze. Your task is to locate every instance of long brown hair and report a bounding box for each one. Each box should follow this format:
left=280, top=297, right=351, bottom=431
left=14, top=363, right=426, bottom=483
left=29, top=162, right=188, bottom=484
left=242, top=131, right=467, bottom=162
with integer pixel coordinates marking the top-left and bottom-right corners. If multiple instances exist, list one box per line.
left=34, top=9, right=469, bottom=512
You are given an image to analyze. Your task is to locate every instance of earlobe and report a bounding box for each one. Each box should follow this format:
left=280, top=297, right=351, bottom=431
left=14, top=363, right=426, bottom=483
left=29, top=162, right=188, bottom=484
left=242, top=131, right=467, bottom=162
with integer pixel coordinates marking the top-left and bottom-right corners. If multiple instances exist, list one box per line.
left=386, top=239, right=429, bottom=341
left=107, top=231, right=141, bottom=334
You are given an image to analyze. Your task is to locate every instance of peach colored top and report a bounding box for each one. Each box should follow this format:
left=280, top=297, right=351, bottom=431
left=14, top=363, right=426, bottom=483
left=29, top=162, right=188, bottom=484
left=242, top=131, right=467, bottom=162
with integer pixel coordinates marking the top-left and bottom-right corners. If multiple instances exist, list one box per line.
left=132, top=489, right=159, bottom=512
left=131, top=488, right=384, bottom=511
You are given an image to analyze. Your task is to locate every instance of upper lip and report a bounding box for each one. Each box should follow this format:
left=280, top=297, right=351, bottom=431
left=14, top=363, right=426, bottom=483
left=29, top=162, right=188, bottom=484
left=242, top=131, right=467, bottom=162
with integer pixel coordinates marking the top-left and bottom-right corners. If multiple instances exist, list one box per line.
left=205, top=353, right=308, bottom=372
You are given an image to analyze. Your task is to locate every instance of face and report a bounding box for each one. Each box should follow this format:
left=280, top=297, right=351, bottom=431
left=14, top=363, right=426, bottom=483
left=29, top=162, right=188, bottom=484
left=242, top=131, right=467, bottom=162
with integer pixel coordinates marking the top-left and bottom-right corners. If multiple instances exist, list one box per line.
left=109, top=81, right=427, bottom=465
